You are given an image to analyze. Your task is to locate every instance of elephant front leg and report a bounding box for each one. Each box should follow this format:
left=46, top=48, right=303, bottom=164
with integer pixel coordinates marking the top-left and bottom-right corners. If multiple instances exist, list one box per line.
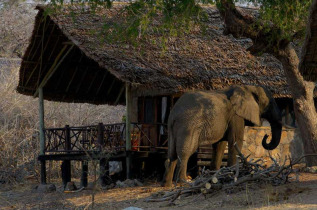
left=227, top=116, right=245, bottom=166
left=210, top=141, right=227, bottom=170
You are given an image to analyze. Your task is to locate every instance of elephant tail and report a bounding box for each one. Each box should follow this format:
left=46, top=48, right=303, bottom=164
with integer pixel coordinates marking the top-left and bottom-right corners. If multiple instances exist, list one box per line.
left=167, top=119, right=177, bottom=161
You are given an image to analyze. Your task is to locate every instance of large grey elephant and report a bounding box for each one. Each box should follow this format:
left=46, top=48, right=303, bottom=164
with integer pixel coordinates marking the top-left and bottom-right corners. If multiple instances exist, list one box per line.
left=162, top=85, right=282, bottom=187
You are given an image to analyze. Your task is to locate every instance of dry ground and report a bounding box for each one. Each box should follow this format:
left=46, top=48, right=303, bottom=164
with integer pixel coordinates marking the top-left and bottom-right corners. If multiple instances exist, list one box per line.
left=0, top=173, right=317, bottom=210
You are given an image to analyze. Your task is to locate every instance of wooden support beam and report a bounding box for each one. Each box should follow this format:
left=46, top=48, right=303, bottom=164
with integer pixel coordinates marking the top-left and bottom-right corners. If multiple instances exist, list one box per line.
left=94, top=71, right=108, bottom=101
left=40, top=160, right=47, bottom=184
left=86, top=70, right=99, bottom=94
left=39, top=87, right=46, bottom=184
left=34, top=45, right=74, bottom=97
left=99, top=158, right=108, bottom=187
left=39, top=88, right=45, bottom=155
left=24, top=24, right=56, bottom=87
left=97, top=123, right=104, bottom=150
left=125, top=83, right=132, bottom=179
left=80, top=161, right=88, bottom=187
left=54, top=65, right=66, bottom=90
left=65, top=66, right=79, bottom=93
left=106, top=79, right=116, bottom=96
left=65, top=125, right=71, bottom=152
left=30, top=23, right=55, bottom=62
left=26, top=16, right=49, bottom=62
left=64, top=53, right=84, bottom=94
left=61, top=160, right=71, bottom=188
left=114, top=85, right=125, bottom=105
left=75, top=67, right=88, bottom=94
left=47, top=36, right=61, bottom=61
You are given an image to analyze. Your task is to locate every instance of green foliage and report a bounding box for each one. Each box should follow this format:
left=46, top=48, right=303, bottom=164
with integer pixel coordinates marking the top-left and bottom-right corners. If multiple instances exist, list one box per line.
left=107, top=0, right=208, bottom=45
left=46, top=0, right=312, bottom=46
left=254, top=0, right=312, bottom=41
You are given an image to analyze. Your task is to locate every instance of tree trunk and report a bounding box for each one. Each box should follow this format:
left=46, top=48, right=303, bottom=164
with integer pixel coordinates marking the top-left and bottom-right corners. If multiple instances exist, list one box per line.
left=217, top=0, right=317, bottom=166
left=276, top=45, right=317, bottom=166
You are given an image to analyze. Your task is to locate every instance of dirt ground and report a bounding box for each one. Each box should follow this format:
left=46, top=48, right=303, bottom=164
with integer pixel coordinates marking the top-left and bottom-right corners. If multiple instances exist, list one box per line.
left=1, top=173, right=317, bottom=210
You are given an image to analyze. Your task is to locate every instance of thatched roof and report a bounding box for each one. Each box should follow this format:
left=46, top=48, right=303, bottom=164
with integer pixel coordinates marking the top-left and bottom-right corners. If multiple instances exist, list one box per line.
left=300, top=0, right=317, bottom=81
left=17, top=4, right=289, bottom=105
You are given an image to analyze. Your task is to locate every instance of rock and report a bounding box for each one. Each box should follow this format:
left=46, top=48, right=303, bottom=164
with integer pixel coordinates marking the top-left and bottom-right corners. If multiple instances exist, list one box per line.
left=123, top=207, right=143, bottom=210
left=37, top=184, right=56, bottom=193
left=109, top=161, right=123, bottom=175
left=116, top=180, right=127, bottom=188
left=65, top=182, right=77, bottom=191
left=133, top=179, right=143, bottom=187
left=124, top=179, right=135, bottom=187
left=116, top=179, right=143, bottom=188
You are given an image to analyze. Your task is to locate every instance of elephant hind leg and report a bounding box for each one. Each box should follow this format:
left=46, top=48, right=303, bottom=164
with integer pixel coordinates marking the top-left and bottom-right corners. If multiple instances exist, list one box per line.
left=176, top=156, right=190, bottom=183
left=162, top=158, right=178, bottom=187
left=210, top=141, right=227, bottom=170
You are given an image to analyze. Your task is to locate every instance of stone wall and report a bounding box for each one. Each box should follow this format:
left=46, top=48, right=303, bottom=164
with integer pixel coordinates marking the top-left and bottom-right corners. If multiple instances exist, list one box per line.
left=242, top=126, right=304, bottom=165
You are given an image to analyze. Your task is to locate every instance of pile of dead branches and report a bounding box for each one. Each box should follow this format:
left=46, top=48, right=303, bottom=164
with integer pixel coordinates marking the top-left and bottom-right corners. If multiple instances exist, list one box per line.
left=146, top=144, right=317, bottom=203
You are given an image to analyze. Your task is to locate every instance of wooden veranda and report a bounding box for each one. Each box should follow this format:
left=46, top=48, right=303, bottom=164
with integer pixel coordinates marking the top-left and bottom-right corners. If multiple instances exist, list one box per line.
left=38, top=121, right=168, bottom=187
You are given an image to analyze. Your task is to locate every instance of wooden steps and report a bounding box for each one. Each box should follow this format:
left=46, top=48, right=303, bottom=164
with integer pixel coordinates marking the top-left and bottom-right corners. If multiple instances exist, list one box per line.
left=197, top=143, right=229, bottom=173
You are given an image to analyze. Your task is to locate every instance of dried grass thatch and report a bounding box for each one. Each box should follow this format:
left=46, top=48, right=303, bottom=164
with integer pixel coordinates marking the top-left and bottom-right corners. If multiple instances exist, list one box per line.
left=17, top=4, right=289, bottom=105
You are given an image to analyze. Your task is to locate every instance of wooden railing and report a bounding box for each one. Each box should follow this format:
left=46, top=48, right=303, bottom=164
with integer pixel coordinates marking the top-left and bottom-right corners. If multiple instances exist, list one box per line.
left=44, top=123, right=168, bottom=154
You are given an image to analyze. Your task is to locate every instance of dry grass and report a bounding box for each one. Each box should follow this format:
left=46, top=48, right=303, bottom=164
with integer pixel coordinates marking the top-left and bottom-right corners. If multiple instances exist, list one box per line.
left=0, top=2, right=37, bottom=58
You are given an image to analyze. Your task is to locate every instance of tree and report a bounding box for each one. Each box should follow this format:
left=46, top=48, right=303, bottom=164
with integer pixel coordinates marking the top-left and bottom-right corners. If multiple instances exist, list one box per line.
left=48, top=0, right=317, bottom=165
left=215, top=0, right=317, bottom=166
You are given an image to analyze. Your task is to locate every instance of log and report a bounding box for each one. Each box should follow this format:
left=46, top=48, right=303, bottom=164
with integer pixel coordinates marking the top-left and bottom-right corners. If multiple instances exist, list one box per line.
left=205, top=182, right=211, bottom=189
left=211, top=177, right=218, bottom=184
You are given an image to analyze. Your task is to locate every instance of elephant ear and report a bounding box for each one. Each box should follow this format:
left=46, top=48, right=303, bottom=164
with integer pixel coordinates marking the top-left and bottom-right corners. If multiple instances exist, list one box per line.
left=230, top=87, right=261, bottom=126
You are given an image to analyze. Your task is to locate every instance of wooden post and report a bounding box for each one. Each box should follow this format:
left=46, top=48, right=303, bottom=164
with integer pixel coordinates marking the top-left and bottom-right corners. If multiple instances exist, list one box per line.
left=98, top=123, right=104, bottom=150
left=81, top=160, right=88, bottom=188
left=99, top=158, right=109, bottom=187
left=61, top=160, right=71, bottom=188
left=39, top=88, right=46, bottom=184
left=65, top=125, right=71, bottom=151
left=62, top=125, right=71, bottom=186
left=98, top=123, right=108, bottom=186
left=125, top=83, right=132, bottom=179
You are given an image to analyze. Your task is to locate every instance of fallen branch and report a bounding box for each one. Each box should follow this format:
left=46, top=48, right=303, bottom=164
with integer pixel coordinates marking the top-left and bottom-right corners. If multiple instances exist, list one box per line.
left=146, top=149, right=317, bottom=203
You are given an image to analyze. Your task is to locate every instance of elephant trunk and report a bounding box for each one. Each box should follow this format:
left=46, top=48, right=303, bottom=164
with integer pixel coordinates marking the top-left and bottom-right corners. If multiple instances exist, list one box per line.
left=262, top=120, right=282, bottom=150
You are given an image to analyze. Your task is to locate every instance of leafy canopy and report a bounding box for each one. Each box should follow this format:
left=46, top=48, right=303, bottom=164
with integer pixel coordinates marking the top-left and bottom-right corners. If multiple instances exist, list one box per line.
left=46, top=0, right=312, bottom=45
left=251, top=0, right=312, bottom=41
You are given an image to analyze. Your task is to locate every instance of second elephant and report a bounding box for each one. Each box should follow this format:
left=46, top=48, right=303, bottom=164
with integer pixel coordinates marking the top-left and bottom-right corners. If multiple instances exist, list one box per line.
left=162, top=85, right=282, bottom=187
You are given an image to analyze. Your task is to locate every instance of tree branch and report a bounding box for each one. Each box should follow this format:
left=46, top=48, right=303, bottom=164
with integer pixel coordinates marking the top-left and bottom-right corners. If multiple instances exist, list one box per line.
left=218, top=0, right=290, bottom=55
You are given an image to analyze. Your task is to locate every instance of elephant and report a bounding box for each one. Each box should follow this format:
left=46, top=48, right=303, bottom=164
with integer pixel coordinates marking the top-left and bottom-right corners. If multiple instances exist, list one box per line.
left=162, top=85, right=282, bottom=187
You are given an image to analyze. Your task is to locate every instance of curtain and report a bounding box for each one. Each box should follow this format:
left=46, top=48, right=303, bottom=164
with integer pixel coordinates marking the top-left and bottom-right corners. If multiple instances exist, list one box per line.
left=160, top=97, right=167, bottom=134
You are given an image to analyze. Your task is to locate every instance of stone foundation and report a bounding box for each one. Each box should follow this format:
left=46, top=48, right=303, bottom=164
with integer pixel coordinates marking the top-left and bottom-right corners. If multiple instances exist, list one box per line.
left=242, top=126, right=304, bottom=165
